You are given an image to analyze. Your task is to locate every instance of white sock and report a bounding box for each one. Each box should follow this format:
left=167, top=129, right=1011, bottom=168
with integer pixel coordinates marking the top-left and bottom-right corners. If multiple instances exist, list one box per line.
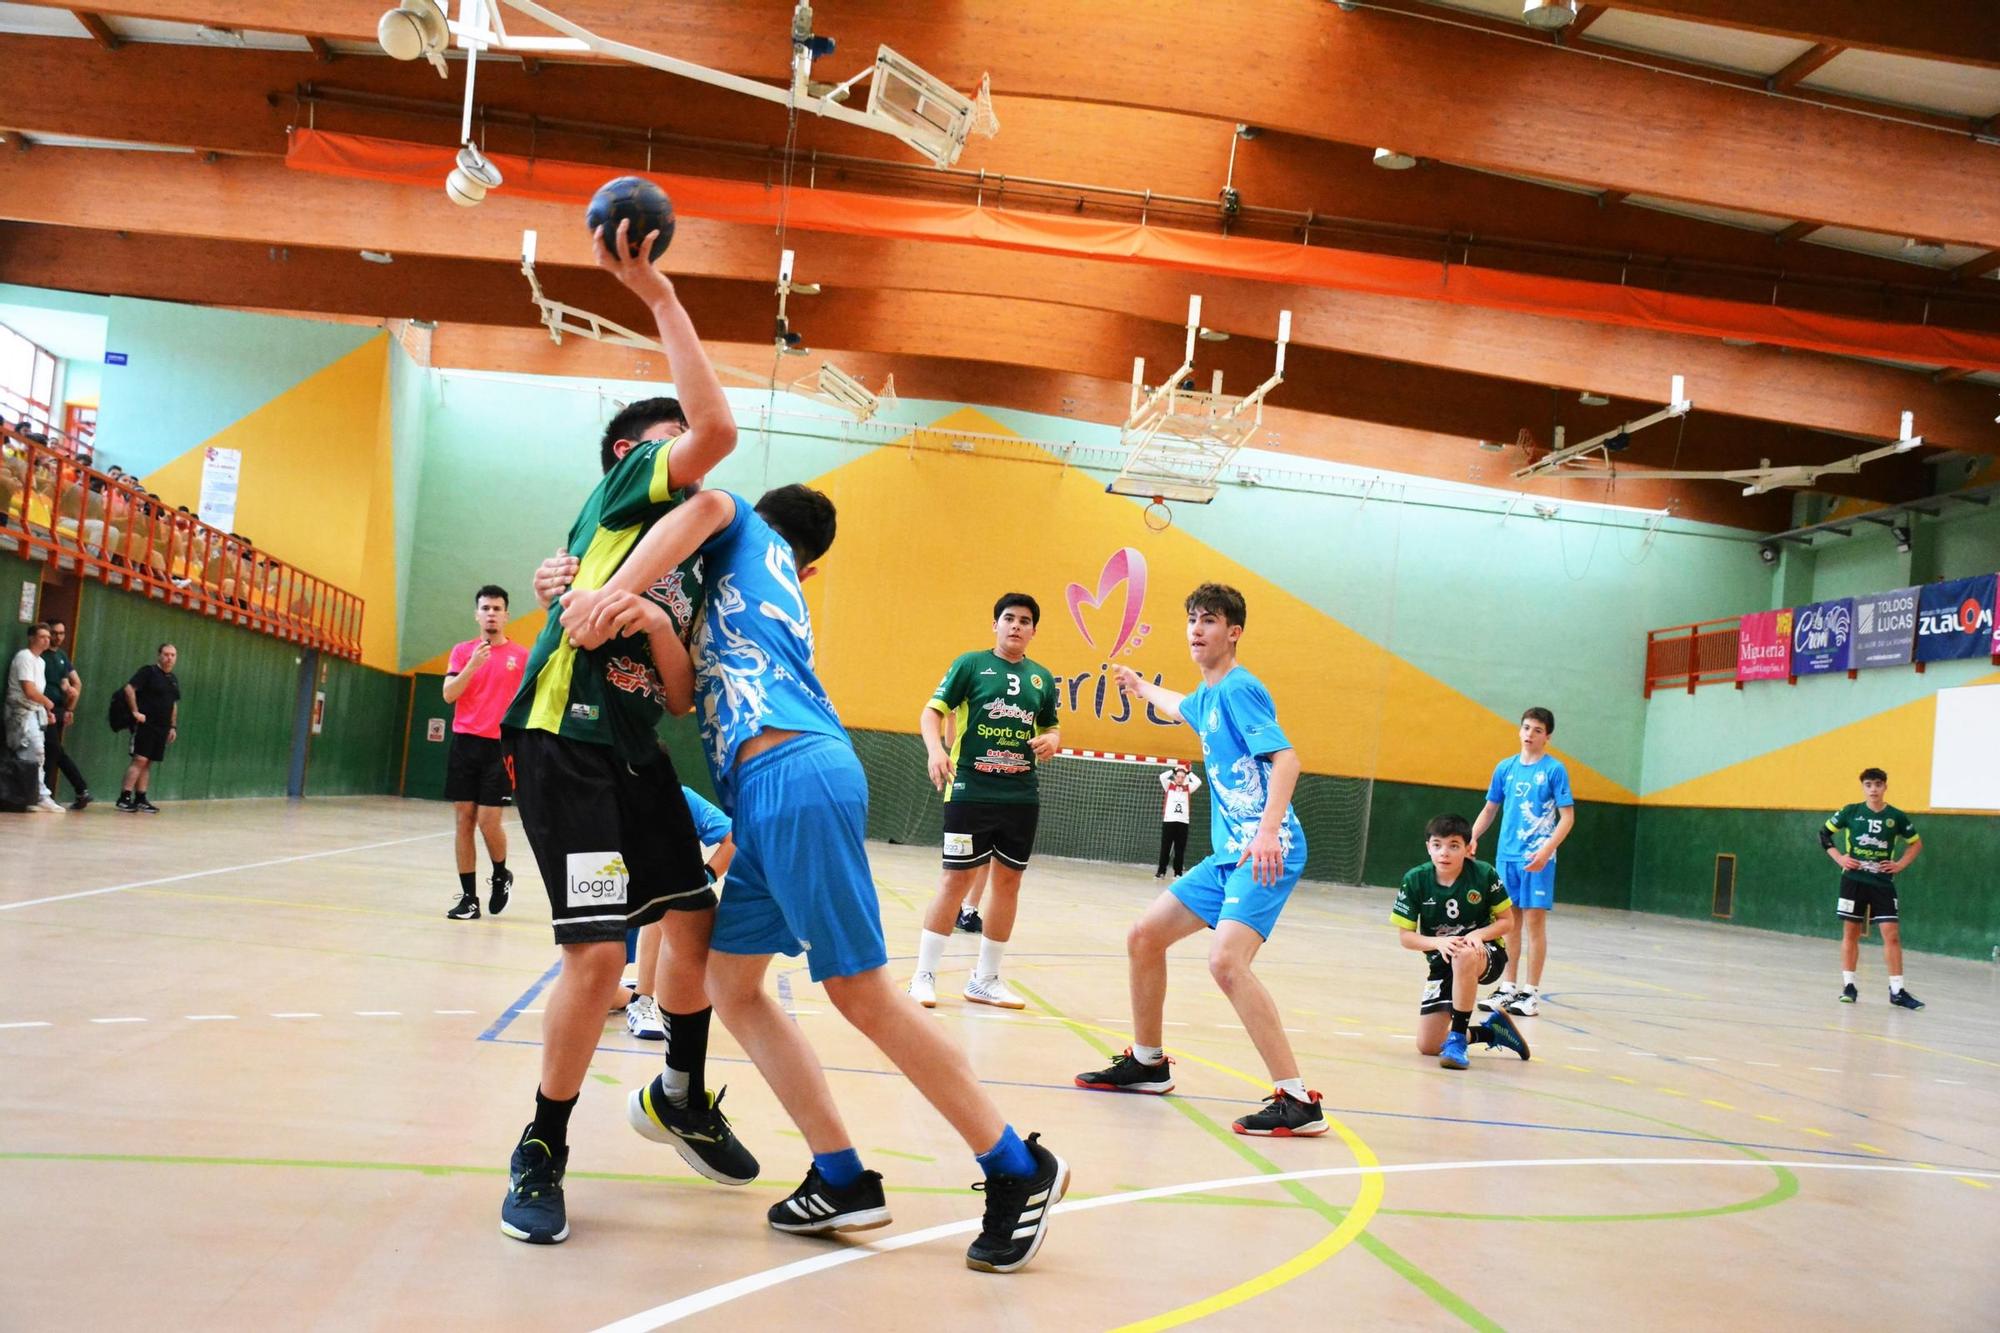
left=658, top=1066, right=690, bottom=1104
left=1890, top=975, right=1905, bottom=994
left=1275, top=1077, right=1309, bottom=1101
left=1843, top=971, right=1857, bottom=987
left=976, top=936, right=1006, bottom=980
left=1132, top=1043, right=1165, bottom=1065
left=916, top=929, right=949, bottom=977
left=961, top=895, right=979, bottom=910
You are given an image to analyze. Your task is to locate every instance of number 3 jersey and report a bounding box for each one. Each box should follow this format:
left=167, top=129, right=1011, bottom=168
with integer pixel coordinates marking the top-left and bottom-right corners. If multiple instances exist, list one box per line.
left=1390, top=860, right=1509, bottom=939
left=926, top=649, right=1059, bottom=804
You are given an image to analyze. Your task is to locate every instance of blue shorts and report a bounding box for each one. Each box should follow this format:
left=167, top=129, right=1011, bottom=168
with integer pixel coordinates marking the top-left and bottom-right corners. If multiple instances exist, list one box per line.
left=1169, top=845, right=1306, bottom=940
left=708, top=734, right=889, bottom=983
left=1501, top=859, right=1557, bottom=911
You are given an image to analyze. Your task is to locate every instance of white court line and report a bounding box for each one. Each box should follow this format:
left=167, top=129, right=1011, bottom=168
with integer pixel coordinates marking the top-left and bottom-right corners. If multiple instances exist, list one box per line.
left=1936, top=1079, right=1967, bottom=1086
left=1871, top=1073, right=1902, bottom=1079
left=1746, top=1061, right=1780, bottom=1068
left=1809, top=1067, right=1844, bottom=1073
left=589, top=1155, right=2000, bottom=1332
left=0, top=1021, right=52, bottom=1029
left=1570, top=1046, right=1598, bottom=1052
left=434, top=1009, right=476, bottom=1015
left=89, top=1017, right=145, bottom=1024
left=186, top=1015, right=237, bottom=1022
left=1684, top=1056, right=1719, bottom=1062
left=0, top=832, right=452, bottom=912
left=354, top=1011, right=402, bottom=1017
left=271, top=1012, right=321, bottom=1019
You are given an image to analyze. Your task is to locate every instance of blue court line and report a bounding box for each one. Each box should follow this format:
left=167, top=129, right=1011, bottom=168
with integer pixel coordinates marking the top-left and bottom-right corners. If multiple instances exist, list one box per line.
left=478, top=960, right=563, bottom=1043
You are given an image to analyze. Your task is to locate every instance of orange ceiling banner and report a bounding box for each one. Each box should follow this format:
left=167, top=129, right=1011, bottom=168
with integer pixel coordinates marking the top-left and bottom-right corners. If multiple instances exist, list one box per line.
left=287, top=129, right=2000, bottom=373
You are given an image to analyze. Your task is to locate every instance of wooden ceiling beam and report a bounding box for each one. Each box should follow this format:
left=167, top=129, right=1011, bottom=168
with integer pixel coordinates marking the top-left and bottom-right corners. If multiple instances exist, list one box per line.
left=1593, top=2, right=2000, bottom=70
left=304, top=34, right=336, bottom=63
left=1774, top=221, right=1822, bottom=244
left=1951, top=251, right=2000, bottom=282
left=69, top=10, right=120, bottom=50
left=1766, top=43, right=1843, bottom=93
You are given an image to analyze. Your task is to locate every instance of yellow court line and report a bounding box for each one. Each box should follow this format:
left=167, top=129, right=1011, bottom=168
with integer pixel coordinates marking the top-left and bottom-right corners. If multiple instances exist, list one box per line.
left=1702, top=1100, right=1736, bottom=1111
left=1655, top=1088, right=1688, bottom=1098
left=1799, top=1128, right=1834, bottom=1139
left=1562, top=1065, right=1594, bottom=1074
left=1755, top=1115, right=1783, bottom=1124
left=1852, top=1143, right=1887, bottom=1155
left=1957, top=1177, right=1992, bottom=1191
left=1606, top=1075, right=1638, bottom=1085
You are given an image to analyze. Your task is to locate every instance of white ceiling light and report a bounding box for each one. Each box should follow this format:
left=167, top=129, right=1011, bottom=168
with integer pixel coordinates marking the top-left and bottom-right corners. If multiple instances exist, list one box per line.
left=1522, top=0, right=1579, bottom=30
left=1901, top=238, right=1947, bottom=264
left=1372, top=148, right=1418, bottom=170
left=1197, top=327, right=1230, bottom=342
left=359, top=250, right=395, bottom=264
left=1578, top=390, right=1610, bottom=406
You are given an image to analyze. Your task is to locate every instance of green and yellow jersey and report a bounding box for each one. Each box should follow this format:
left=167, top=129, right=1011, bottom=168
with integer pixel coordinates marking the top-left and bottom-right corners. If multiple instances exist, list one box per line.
left=502, top=438, right=703, bottom=766
left=926, top=649, right=1060, bottom=804
left=1390, top=860, right=1509, bottom=940
left=1825, top=802, right=1918, bottom=890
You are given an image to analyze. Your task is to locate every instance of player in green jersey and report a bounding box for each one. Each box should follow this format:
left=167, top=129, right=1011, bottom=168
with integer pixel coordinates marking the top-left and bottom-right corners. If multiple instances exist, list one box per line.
left=1821, top=767, right=1924, bottom=1009
left=1391, top=814, right=1532, bottom=1070
left=909, top=593, right=1061, bottom=1011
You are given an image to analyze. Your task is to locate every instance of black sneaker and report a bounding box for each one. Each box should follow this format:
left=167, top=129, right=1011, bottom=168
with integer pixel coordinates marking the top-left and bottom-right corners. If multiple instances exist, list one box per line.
left=1232, top=1089, right=1328, bottom=1137
left=446, top=894, right=480, bottom=921
left=499, top=1130, right=569, bottom=1244
left=767, top=1164, right=891, bottom=1234
left=69, top=792, right=93, bottom=811
left=1075, top=1049, right=1174, bottom=1095
left=135, top=796, right=161, bottom=814
left=954, top=907, right=984, bottom=935
left=1478, top=1009, right=1532, bottom=1061
left=1889, top=988, right=1925, bottom=1010
left=626, top=1077, right=760, bottom=1185
left=966, top=1132, right=1069, bottom=1273
left=488, top=866, right=513, bottom=915
left=1840, top=982, right=1859, bottom=1004
left=115, top=794, right=136, bottom=812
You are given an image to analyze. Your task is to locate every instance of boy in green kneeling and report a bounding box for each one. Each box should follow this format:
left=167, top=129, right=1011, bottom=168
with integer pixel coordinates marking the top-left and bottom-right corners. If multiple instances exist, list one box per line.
left=1391, top=814, right=1533, bottom=1070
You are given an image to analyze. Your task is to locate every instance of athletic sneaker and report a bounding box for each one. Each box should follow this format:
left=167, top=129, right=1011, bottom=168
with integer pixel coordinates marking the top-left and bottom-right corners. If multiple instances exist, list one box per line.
left=488, top=866, right=513, bottom=915
left=1233, top=1089, right=1328, bottom=1137
left=627, top=1076, right=760, bottom=1185
left=1074, top=1049, right=1174, bottom=1094
left=69, top=791, right=93, bottom=811
left=625, top=994, right=666, bottom=1040
left=499, top=1131, right=569, bottom=1244
left=1839, top=982, right=1859, bottom=1004
left=966, top=1133, right=1069, bottom=1273
left=1479, top=1010, right=1531, bottom=1061
left=1502, top=991, right=1540, bottom=1017
left=955, top=907, right=984, bottom=934
left=1889, top=988, right=1925, bottom=1010
left=135, top=796, right=161, bottom=814
left=1477, top=981, right=1519, bottom=1014
left=445, top=894, right=480, bottom=921
left=909, top=970, right=939, bottom=1007
left=33, top=796, right=65, bottom=814
left=115, top=794, right=136, bottom=812
left=964, top=974, right=1026, bottom=1010
left=1438, top=1031, right=1471, bottom=1070
left=768, top=1165, right=891, bottom=1234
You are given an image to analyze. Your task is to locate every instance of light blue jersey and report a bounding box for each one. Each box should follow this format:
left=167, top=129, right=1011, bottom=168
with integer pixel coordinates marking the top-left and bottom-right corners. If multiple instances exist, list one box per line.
left=1178, top=666, right=1304, bottom=861
left=681, top=785, right=733, bottom=847
left=1484, top=753, right=1574, bottom=864
left=692, top=494, right=847, bottom=808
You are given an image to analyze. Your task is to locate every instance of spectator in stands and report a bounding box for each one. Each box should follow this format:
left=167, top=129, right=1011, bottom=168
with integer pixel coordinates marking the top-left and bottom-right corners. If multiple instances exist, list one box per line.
left=6, top=622, right=65, bottom=813
left=118, top=643, right=180, bottom=814
left=40, top=619, right=91, bottom=810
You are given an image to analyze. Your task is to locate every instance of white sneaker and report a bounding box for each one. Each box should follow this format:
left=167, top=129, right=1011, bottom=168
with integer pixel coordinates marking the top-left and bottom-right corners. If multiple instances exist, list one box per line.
left=625, top=994, right=666, bottom=1040
left=909, top=971, right=937, bottom=1008
left=963, top=974, right=1025, bottom=1010
left=1503, top=992, right=1540, bottom=1017
left=34, top=797, right=66, bottom=814
left=1476, top=982, right=1518, bottom=1014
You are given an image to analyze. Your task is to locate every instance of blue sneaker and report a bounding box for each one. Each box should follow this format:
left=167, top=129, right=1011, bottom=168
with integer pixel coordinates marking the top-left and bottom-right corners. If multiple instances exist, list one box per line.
left=1479, top=1010, right=1531, bottom=1061
left=1439, top=1030, right=1471, bottom=1070
left=500, top=1130, right=570, bottom=1244
left=1889, top=988, right=1924, bottom=1010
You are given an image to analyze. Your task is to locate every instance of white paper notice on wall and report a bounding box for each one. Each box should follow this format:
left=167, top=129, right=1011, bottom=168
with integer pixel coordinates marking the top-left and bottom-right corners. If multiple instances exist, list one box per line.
left=427, top=718, right=446, bottom=743
left=17, top=581, right=34, bottom=623
left=199, top=446, right=241, bottom=532
left=1930, top=684, right=2000, bottom=811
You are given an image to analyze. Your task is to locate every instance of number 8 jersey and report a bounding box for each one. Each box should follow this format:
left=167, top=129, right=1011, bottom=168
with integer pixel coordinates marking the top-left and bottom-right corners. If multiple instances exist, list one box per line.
left=1390, top=860, right=1509, bottom=939
left=925, top=649, right=1059, bottom=804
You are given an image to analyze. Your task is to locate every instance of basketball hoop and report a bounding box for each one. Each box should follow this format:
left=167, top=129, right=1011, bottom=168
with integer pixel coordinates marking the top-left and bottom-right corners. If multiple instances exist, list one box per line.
left=1144, top=496, right=1173, bottom=531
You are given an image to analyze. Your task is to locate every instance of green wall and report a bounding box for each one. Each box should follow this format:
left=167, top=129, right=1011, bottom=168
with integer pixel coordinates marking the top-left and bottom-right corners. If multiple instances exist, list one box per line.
left=1360, top=779, right=1635, bottom=910
left=401, top=671, right=452, bottom=799
left=308, top=658, right=408, bottom=797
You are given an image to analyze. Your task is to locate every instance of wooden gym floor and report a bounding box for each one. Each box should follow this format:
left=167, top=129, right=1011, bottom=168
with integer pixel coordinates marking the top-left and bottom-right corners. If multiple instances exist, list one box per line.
left=4, top=797, right=1996, bottom=1330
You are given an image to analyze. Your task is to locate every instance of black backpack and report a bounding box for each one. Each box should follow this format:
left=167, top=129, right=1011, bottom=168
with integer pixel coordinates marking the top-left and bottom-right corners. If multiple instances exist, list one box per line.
left=108, top=684, right=132, bottom=733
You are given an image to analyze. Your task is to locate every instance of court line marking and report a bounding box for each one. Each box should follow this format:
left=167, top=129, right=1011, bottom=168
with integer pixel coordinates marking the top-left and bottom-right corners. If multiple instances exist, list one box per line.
left=89, top=1017, right=145, bottom=1025
left=0, top=832, right=454, bottom=912
left=588, top=1157, right=2000, bottom=1332
left=0, top=1021, right=51, bottom=1029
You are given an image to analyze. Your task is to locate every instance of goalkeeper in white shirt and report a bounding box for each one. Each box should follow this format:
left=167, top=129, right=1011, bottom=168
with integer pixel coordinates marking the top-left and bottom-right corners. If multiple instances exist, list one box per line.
left=1156, top=764, right=1202, bottom=879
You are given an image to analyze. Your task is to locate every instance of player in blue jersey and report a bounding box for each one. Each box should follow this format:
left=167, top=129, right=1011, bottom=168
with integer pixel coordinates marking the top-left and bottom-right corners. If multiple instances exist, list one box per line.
left=1073, top=583, right=1327, bottom=1138
left=558, top=484, right=1068, bottom=1275
left=1469, top=707, right=1575, bottom=1018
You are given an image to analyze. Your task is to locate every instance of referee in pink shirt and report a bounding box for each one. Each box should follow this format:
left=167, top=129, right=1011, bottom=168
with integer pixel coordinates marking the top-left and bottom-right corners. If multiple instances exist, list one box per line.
left=442, top=585, right=530, bottom=920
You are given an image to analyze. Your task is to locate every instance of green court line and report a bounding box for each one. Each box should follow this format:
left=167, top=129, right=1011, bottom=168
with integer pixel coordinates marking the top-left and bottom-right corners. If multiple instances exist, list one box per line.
left=871, top=1147, right=937, bottom=1164
left=591, top=1073, right=621, bottom=1086
left=1011, top=979, right=1499, bottom=1333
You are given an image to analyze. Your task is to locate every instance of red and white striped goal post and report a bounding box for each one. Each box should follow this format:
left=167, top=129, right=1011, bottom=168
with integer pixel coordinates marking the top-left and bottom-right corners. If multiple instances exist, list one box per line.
left=1056, top=748, right=1186, bottom=767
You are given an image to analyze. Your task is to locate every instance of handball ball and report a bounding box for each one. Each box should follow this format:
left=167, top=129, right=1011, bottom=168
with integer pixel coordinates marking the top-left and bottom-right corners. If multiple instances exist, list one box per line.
left=586, top=176, right=675, bottom=262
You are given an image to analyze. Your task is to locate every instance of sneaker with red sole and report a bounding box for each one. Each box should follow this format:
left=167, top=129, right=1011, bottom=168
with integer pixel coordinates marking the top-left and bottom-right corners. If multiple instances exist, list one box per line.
left=1232, top=1088, right=1327, bottom=1136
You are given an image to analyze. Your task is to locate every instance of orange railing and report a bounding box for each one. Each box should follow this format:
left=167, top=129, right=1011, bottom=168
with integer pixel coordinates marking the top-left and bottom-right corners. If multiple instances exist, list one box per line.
left=0, top=427, right=363, bottom=660
left=1643, top=615, right=1740, bottom=697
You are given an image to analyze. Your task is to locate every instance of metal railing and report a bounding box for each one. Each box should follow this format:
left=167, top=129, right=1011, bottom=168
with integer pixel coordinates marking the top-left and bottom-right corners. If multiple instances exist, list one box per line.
left=0, top=427, right=363, bottom=660
left=1643, top=615, right=1740, bottom=697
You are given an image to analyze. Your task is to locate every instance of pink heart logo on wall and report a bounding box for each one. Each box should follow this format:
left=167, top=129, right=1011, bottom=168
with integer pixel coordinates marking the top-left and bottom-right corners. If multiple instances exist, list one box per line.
left=1067, top=547, right=1148, bottom=657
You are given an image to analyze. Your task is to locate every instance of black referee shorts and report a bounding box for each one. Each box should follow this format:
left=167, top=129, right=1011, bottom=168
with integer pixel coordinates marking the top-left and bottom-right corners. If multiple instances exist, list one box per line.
left=444, top=732, right=511, bottom=806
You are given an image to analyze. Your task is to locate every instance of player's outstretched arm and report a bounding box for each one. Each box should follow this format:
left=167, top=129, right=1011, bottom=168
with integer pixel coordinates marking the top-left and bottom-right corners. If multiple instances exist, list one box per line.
left=560, top=491, right=736, bottom=649
left=1110, top=664, right=1185, bottom=721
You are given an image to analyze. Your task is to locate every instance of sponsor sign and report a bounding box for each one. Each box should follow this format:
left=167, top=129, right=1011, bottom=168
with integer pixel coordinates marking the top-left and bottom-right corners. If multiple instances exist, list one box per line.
left=1851, top=586, right=1918, bottom=669
left=1735, top=608, right=1792, bottom=682
left=104, top=351, right=128, bottom=366
left=1790, top=598, right=1853, bottom=676
left=1916, top=574, right=1997, bottom=663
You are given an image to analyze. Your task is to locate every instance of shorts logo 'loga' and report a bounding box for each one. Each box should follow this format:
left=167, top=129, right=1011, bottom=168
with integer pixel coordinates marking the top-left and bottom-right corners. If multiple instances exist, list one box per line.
left=567, top=851, right=629, bottom=908
left=943, top=832, right=974, bottom=856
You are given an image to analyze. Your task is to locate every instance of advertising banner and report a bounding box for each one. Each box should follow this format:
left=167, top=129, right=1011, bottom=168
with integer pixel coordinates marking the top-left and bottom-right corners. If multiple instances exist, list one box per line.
left=198, top=446, right=241, bottom=532
left=1735, top=608, right=1792, bottom=682
left=1851, top=586, right=1918, bottom=669
left=1916, top=574, right=1997, bottom=663
left=1790, top=598, right=1853, bottom=676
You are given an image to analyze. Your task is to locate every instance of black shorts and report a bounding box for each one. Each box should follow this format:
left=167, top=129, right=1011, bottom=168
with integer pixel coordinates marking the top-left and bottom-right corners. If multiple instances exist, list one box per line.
left=942, top=800, right=1039, bottom=871
left=1420, top=940, right=1508, bottom=1014
left=1836, top=874, right=1898, bottom=924
left=444, top=732, right=511, bottom=806
left=503, top=728, right=714, bottom=945
left=130, top=725, right=169, bottom=764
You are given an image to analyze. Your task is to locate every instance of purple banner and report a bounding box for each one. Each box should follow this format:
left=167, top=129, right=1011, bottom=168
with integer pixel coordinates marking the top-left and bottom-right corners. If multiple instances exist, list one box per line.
left=1790, top=598, right=1853, bottom=676
left=1736, top=608, right=1792, bottom=682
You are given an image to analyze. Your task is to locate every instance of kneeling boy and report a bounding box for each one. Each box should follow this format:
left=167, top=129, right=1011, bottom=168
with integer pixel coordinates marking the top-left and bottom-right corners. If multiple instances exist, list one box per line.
left=1393, top=815, right=1532, bottom=1070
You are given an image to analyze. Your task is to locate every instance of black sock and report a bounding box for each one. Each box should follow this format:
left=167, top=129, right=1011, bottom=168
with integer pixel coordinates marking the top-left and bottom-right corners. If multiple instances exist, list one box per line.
left=120, top=789, right=133, bottom=801
left=1450, top=1007, right=1471, bottom=1035
left=458, top=872, right=476, bottom=898
left=492, top=859, right=507, bottom=878
left=664, top=1006, right=712, bottom=1106
left=530, top=1087, right=578, bottom=1150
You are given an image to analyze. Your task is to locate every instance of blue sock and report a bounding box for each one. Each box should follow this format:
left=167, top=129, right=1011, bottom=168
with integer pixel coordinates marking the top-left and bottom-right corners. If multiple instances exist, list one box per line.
left=976, top=1125, right=1037, bottom=1180
left=813, top=1147, right=865, bottom=1190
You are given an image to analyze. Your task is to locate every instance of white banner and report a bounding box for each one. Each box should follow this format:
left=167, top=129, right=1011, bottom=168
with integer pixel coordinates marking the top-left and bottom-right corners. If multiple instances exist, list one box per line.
left=198, top=446, right=241, bottom=531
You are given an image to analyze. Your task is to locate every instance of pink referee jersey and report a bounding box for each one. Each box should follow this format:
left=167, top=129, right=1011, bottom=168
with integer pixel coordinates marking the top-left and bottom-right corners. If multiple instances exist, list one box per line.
left=447, top=638, right=530, bottom=738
